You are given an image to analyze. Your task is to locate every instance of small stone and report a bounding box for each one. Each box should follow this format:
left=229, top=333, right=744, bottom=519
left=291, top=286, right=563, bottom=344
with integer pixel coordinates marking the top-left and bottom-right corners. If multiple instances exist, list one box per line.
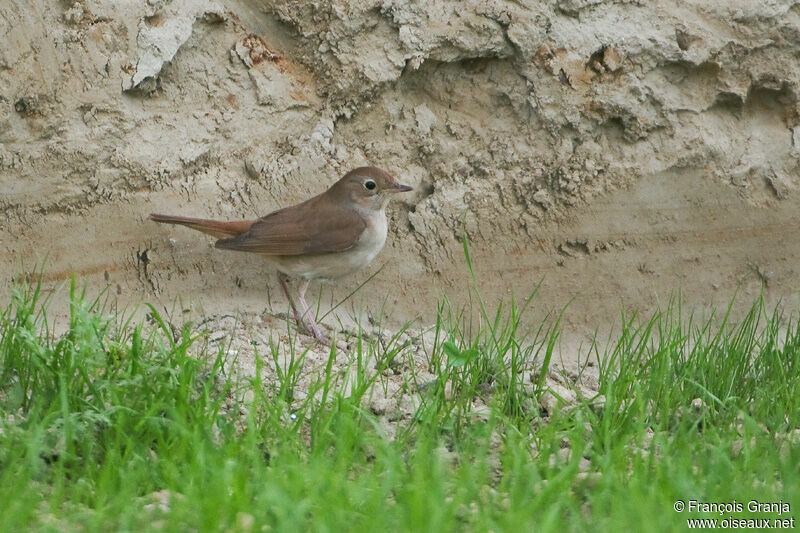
left=732, top=439, right=743, bottom=456
left=471, top=403, right=491, bottom=421
left=434, top=445, right=456, bottom=464
left=399, top=394, right=419, bottom=416
left=202, top=3, right=226, bottom=23
left=540, top=382, right=577, bottom=413
left=602, top=46, right=623, bottom=71
left=690, top=397, right=704, bottom=413
left=369, top=396, right=394, bottom=416
left=209, top=330, right=227, bottom=343
left=236, top=512, right=255, bottom=532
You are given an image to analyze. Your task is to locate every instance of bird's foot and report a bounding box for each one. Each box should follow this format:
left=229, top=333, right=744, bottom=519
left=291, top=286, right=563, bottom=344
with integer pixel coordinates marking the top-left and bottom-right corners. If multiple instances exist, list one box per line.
left=294, top=313, right=327, bottom=343
left=297, top=329, right=350, bottom=352
left=307, top=323, right=331, bottom=345
left=294, top=321, right=353, bottom=351
left=292, top=315, right=328, bottom=343
left=310, top=318, right=331, bottom=345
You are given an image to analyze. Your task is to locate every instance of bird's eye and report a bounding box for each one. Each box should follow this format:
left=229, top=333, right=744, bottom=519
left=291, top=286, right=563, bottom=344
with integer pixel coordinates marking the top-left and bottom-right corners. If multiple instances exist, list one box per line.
left=364, top=180, right=376, bottom=190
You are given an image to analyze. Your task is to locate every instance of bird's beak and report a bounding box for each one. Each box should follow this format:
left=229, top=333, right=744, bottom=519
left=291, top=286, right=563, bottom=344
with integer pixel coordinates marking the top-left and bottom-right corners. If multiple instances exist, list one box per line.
left=388, top=183, right=413, bottom=193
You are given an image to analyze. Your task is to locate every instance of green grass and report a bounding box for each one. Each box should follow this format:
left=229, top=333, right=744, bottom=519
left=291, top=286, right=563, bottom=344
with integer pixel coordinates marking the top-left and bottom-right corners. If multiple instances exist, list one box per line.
left=1, top=272, right=799, bottom=531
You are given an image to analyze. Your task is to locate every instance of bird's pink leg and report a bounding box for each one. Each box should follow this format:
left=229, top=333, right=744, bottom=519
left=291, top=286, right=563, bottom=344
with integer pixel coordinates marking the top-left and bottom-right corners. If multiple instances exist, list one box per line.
left=296, top=278, right=329, bottom=344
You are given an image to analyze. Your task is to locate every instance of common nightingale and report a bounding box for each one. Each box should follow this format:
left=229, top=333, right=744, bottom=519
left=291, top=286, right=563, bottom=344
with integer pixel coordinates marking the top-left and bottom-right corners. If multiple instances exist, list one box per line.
left=149, top=166, right=413, bottom=343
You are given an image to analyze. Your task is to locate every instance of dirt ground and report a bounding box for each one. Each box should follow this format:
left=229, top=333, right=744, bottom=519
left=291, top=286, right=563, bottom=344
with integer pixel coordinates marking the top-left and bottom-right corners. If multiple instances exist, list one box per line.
left=2, top=0, right=799, bottom=361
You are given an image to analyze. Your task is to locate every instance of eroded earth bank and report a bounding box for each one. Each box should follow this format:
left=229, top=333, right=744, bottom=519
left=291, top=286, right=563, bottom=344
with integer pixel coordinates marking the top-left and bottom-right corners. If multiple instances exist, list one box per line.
left=2, top=0, right=800, bottom=350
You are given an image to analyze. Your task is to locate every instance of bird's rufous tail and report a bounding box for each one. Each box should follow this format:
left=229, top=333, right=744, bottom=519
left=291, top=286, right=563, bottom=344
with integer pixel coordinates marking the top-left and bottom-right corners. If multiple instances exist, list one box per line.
left=148, top=214, right=254, bottom=240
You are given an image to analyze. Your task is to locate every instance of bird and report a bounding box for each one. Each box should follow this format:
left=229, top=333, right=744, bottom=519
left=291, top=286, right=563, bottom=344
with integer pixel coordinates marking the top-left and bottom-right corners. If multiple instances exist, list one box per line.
left=149, top=166, right=413, bottom=344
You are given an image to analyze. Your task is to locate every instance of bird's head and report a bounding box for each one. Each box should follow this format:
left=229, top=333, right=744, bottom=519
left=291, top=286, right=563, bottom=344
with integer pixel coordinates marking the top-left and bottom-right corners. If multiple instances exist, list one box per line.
left=332, top=167, right=413, bottom=211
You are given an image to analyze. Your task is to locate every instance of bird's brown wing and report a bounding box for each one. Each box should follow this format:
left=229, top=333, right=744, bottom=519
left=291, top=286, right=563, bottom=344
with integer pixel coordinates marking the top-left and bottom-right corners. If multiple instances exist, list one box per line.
left=214, top=195, right=367, bottom=255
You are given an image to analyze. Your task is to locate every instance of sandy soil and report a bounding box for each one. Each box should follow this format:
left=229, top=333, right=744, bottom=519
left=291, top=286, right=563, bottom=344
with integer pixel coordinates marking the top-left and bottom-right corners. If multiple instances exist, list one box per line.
left=192, top=309, right=603, bottom=432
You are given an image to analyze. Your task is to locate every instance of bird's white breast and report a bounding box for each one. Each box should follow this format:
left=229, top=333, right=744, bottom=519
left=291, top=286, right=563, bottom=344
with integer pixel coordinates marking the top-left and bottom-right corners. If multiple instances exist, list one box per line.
left=350, top=206, right=388, bottom=267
